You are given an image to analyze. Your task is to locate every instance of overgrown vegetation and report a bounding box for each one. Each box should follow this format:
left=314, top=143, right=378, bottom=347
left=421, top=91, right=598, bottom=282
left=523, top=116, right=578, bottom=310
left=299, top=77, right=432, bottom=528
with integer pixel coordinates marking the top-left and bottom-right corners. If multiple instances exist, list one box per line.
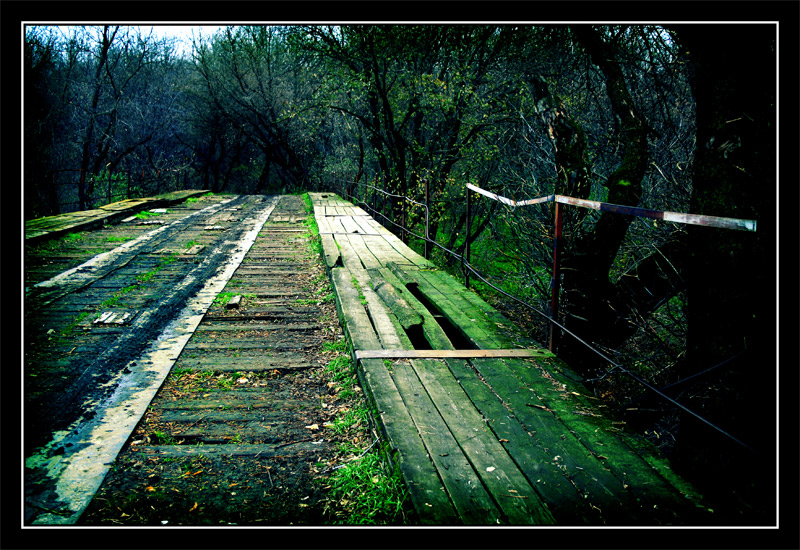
left=305, top=200, right=409, bottom=524
left=24, top=23, right=776, bottom=523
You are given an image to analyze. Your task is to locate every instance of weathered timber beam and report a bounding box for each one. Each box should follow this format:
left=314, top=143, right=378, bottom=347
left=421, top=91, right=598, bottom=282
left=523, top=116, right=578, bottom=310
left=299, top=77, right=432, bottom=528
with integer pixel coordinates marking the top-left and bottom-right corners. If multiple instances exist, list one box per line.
left=355, top=349, right=554, bottom=360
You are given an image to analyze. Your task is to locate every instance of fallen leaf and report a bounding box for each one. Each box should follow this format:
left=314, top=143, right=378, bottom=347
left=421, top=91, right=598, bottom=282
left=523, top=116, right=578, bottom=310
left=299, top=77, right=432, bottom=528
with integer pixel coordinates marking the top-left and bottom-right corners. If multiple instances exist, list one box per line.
left=305, top=424, right=319, bottom=430
left=189, top=502, right=198, bottom=512
left=145, top=486, right=155, bottom=492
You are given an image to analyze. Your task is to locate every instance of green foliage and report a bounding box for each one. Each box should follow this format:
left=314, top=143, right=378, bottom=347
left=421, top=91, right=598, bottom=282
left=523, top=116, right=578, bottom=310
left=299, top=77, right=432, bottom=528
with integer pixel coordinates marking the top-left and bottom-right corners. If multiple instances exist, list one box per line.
left=133, top=210, right=159, bottom=220
left=327, top=443, right=409, bottom=525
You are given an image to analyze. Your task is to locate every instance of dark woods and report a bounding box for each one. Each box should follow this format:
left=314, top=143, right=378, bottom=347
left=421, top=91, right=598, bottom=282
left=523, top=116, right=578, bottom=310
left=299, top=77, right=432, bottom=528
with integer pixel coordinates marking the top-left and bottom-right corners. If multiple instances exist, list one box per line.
left=24, top=24, right=777, bottom=523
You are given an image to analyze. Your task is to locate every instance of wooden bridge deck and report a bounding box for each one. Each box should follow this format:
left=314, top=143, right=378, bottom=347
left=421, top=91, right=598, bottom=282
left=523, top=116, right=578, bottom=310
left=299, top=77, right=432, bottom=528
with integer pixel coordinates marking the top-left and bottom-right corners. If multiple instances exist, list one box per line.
left=309, top=192, right=714, bottom=526
left=24, top=190, right=208, bottom=242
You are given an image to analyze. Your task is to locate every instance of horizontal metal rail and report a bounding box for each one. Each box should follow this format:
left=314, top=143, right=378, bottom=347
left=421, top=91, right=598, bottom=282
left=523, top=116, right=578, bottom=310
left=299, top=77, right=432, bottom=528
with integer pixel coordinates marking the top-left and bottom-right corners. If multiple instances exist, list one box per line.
left=333, top=176, right=759, bottom=454
left=465, top=183, right=757, bottom=232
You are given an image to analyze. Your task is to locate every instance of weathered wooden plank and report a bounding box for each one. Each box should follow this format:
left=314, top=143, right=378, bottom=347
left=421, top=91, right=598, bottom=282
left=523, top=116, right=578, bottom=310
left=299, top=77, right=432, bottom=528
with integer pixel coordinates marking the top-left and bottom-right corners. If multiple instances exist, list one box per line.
left=353, top=216, right=378, bottom=234
left=355, top=349, right=554, bottom=360
left=380, top=233, right=434, bottom=268
left=330, top=267, right=381, bottom=350
left=320, top=234, right=341, bottom=268
left=367, top=270, right=423, bottom=330
left=468, top=356, right=638, bottom=522
left=376, top=267, right=454, bottom=350
left=160, top=409, right=293, bottom=423
left=363, top=234, right=416, bottom=266
left=357, top=357, right=459, bottom=524
left=315, top=214, right=333, bottom=235
left=349, top=267, right=407, bottom=349
left=332, top=234, right=364, bottom=270
left=196, top=323, right=320, bottom=332
left=184, top=341, right=317, bottom=350
left=501, top=356, right=705, bottom=523
left=345, top=233, right=383, bottom=269
left=174, top=354, right=312, bottom=371
left=326, top=216, right=347, bottom=235
left=389, top=359, right=504, bottom=524
left=134, top=442, right=321, bottom=458
left=338, top=216, right=364, bottom=234
left=443, top=358, right=598, bottom=524
left=409, top=357, right=555, bottom=525
left=419, top=269, right=539, bottom=348
left=394, top=266, right=512, bottom=349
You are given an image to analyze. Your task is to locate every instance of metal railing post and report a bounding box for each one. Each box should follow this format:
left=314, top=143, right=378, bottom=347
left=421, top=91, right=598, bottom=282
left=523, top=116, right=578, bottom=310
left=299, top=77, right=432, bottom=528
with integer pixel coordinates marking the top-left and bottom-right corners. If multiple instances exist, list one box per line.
left=401, top=196, right=407, bottom=243
left=549, top=200, right=563, bottom=352
left=465, top=187, right=472, bottom=289
left=424, top=178, right=430, bottom=259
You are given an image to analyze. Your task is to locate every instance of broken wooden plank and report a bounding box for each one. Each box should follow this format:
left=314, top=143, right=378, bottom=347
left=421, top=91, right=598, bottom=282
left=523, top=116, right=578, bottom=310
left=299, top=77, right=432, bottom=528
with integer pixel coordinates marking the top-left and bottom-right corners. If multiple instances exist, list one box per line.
left=367, top=270, right=424, bottom=331
left=330, top=267, right=381, bottom=350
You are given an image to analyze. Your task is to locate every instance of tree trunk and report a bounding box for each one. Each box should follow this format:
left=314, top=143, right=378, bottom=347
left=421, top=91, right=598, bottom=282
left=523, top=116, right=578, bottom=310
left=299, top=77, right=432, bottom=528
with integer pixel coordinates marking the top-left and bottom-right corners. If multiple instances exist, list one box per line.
left=556, top=27, right=651, bottom=369
left=79, top=26, right=117, bottom=210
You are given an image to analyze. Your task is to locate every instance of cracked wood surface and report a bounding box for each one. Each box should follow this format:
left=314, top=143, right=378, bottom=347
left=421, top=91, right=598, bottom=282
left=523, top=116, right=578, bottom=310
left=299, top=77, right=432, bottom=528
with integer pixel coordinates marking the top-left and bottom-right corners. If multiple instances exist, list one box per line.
left=309, top=192, right=715, bottom=526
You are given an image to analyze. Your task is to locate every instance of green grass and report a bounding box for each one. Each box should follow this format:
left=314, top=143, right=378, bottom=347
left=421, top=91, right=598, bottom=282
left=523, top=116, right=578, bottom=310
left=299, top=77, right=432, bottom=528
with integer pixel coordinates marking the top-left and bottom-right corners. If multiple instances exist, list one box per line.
left=212, top=291, right=254, bottom=307
left=329, top=406, right=369, bottom=435
left=322, top=339, right=348, bottom=354
left=63, top=232, right=84, bottom=243
left=133, top=210, right=159, bottom=220
left=327, top=443, right=409, bottom=524
left=60, top=311, right=91, bottom=338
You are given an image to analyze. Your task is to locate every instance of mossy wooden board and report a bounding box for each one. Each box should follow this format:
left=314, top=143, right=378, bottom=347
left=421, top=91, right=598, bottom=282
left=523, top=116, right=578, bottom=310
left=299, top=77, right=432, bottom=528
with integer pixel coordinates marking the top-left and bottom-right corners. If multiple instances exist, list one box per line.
left=366, top=269, right=423, bottom=331
left=379, top=233, right=434, bottom=268
left=468, top=356, right=651, bottom=523
left=358, top=358, right=460, bottom=524
left=389, top=359, right=504, bottom=525
left=442, top=358, right=599, bottom=524
left=498, top=356, right=710, bottom=523
left=395, top=267, right=508, bottom=349
left=408, top=357, right=555, bottom=525
left=415, top=267, right=540, bottom=347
